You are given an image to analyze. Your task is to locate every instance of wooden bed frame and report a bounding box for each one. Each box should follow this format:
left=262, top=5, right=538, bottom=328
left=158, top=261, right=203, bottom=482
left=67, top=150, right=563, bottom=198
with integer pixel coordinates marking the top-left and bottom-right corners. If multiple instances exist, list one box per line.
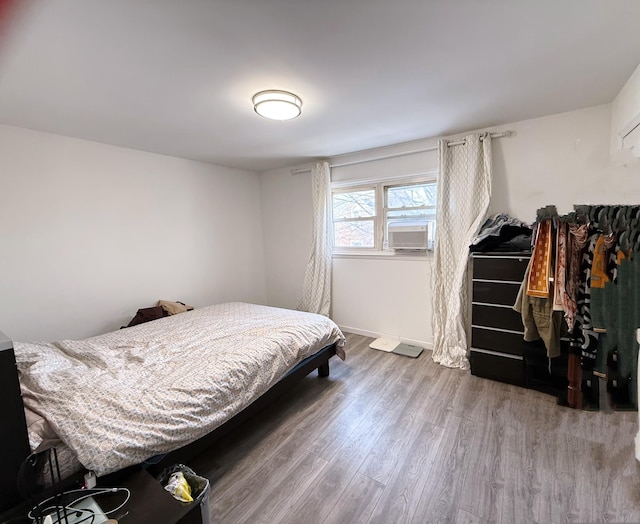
left=0, top=329, right=338, bottom=515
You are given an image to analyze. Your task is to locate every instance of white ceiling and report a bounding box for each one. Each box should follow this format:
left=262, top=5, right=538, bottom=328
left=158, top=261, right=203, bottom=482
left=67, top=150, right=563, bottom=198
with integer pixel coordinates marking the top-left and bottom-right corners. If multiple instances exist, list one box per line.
left=1, top=0, right=639, bottom=171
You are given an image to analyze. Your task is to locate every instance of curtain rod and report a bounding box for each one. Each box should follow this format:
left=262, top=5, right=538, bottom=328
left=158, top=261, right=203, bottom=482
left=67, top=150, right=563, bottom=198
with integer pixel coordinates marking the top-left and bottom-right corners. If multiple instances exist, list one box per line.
left=290, top=130, right=514, bottom=175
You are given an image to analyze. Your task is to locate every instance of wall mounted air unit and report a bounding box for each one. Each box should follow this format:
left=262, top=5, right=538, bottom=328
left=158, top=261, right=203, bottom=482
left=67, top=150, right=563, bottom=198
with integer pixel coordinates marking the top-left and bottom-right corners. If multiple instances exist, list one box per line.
left=388, top=221, right=428, bottom=251
left=611, top=63, right=640, bottom=163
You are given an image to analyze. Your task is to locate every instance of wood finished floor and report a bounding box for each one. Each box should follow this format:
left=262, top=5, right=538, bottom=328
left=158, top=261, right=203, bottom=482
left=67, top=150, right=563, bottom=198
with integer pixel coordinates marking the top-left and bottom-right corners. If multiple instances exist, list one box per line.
left=189, top=332, right=640, bottom=523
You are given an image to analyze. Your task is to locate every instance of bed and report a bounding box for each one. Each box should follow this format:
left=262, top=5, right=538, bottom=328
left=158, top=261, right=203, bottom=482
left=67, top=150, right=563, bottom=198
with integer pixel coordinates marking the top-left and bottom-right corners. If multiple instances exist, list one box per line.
left=0, top=302, right=345, bottom=513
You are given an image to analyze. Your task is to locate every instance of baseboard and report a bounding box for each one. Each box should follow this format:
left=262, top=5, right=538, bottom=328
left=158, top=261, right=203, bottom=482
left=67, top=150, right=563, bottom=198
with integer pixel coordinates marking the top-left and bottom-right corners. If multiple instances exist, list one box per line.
left=338, top=325, right=433, bottom=350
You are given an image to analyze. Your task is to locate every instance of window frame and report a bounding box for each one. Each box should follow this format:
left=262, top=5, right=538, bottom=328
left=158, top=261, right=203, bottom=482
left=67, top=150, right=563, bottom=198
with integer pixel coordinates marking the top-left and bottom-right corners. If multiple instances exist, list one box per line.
left=331, top=171, right=437, bottom=256
left=331, top=184, right=379, bottom=251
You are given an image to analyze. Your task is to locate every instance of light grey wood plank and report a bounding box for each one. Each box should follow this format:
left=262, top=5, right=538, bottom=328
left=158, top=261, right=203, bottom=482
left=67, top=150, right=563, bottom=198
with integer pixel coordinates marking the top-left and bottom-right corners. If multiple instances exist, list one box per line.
left=455, top=508, right=488, bottom=524
left=240, top=451, right=329, bottom=524
left=409, top=415, right=477, bottom=523
left=601, top=440, right=640, bottom=522
left=306, top=395, right=376, bottom=459
left=210, top=437, right=328, bottom=522
left=309, top=346, right=435, bottom=462
left=498, top=442, right=543, bottom=523
left=357, top=373, right=437, bottom=486
left=322, top=473, right=386, bottom=524
left=373, top=350, right=432, bottom=413
left=283, top=403, right=396, bottom=524
left=412, top=364, right=467, bottom=429
left=499, top=412, right=640, bottom=523
left=446, top=377, right=523, bottom=523
left=336, top=346, right=406, bottom=400
left=366, top=419, right=443, bottom=524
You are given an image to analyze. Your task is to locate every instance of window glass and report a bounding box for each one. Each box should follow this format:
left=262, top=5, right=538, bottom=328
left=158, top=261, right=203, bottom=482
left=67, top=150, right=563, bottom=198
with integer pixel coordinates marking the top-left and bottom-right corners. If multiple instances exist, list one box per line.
left=334, top=220, right=375, bottom=248
left=332, top=190, right=375, bottom=219
left=387, top=183, right=437, bottom=208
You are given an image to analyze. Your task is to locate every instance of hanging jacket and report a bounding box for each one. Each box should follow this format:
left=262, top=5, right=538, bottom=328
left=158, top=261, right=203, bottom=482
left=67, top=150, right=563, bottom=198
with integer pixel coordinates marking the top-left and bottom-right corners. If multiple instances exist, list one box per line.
left=514, top=257, right=563, bottom=358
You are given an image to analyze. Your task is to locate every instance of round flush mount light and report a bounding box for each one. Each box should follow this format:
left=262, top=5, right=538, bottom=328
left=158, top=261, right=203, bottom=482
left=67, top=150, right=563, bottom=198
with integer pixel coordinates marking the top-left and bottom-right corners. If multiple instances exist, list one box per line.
left=252, top=90, right=302, bottom=120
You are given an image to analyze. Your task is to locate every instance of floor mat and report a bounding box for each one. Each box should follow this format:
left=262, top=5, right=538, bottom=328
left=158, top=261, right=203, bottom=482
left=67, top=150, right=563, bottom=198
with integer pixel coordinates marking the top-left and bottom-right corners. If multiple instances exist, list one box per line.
left=369, top=338, right=424, bottom=358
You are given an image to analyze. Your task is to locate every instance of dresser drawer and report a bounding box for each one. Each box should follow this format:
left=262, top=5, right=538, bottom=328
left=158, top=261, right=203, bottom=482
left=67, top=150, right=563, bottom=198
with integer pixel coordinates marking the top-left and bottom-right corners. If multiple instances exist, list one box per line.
left=470, top=349, right=525, bottom=386
left=472, top=280, right=521, bottom=306
left=471, top=304, right=523, bottom=332
left=472, top=255, right=530, bottom=282
left=471, top=326, right=526, bottom=356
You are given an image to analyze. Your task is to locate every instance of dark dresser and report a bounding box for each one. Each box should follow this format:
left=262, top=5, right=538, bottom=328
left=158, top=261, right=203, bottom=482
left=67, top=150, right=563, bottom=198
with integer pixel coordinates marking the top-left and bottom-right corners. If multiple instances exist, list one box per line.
left=470, top=252, right=531, bottom=386
left=470, top=251, right=569, bottom=395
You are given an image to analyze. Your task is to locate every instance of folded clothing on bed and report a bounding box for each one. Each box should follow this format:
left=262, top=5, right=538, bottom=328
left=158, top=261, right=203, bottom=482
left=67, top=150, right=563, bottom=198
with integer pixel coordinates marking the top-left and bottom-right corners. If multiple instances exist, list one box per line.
left=15, top=302, right=345, bottom=477
left=157, top=300, right=194, bottom=315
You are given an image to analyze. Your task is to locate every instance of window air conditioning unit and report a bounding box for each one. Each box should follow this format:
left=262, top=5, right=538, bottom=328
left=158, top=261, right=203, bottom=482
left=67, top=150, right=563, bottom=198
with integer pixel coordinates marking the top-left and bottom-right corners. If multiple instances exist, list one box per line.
left=388, top=221, right=428, bottom=251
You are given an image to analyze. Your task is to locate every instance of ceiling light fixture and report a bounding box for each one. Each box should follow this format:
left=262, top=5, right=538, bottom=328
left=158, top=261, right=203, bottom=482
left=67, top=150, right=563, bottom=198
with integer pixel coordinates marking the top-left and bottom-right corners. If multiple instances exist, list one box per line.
left=252, top=90, right=302, bottom=121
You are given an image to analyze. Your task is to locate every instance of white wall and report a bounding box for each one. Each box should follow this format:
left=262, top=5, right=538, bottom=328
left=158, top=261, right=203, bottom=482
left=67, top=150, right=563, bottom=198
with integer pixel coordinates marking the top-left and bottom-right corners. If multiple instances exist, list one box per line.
left=332, top=257, right=432, bottom=347
left=260, top=166, right=313, bottom=310
left=491, top=103, right=640, bottom=219
left=0, top=125, right=267, bottom=342
left=260, top=103, right=640, bottom=348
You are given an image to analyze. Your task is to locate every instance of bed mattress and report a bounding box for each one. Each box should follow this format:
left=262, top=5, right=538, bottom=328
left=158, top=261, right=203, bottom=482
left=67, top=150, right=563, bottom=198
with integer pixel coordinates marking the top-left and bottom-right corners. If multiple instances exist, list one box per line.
left=15, top=302, right=345, bottom=476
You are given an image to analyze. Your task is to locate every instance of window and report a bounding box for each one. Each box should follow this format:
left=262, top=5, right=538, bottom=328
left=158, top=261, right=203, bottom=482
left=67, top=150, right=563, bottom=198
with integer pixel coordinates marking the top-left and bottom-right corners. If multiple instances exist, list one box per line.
left=332, top=175, right=437, bottom=253
left=332, top=187, right=376, bottom=248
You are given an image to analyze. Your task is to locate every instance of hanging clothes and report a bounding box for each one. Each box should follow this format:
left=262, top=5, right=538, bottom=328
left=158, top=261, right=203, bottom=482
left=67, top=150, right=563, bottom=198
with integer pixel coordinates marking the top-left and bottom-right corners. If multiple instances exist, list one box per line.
left=526, top=220, right=553, bottom=298
left=515, top=204, right=640, bottom=410
left=594, top=236, right=620, bottom=378
left=553, top=220, right=568, bottom=312
left=613, top=248, right=636, bottom=406
left=565, top=223, right=589, bottom=332
left=591, top=233, right=616, bottom=332
left=575, top=231, right=600, bottom=364
left=514, top=257, right=563, bottom=359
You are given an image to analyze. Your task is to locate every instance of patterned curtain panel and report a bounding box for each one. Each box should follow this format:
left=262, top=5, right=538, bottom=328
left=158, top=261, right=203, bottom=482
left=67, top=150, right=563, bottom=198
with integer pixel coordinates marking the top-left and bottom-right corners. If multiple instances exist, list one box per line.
left=298, top=161, right=333, bottom=316
left=432, top=134, right=492, bottom=369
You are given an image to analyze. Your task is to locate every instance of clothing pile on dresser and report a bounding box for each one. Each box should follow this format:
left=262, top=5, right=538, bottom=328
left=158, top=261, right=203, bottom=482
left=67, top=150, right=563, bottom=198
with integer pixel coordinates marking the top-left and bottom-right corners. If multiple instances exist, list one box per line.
left=469, top=213, right=532, bottom=252
left=515, top=204, right=640, bottom=410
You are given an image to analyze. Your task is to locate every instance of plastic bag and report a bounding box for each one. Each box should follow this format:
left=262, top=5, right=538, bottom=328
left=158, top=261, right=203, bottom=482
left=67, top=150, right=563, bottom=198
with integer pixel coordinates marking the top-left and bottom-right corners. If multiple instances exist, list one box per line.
left=163, top=471, right=193, bottom=503
left=157, top=463, right=210, bottom=506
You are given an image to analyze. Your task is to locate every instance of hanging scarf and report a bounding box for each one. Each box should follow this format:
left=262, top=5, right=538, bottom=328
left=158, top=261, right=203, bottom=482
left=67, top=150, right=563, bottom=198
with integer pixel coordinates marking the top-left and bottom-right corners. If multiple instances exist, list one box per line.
left=553, top=221, right=568, bottom=311
left=565, top=223, right=589, bottom=332
left=526, top=220, right=553, bottom=298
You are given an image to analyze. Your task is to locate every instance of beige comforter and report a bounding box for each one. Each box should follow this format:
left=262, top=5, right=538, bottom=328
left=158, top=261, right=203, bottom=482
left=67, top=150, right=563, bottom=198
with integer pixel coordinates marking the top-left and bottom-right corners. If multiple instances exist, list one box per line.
left=15, top=302, right=345, bottom=476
